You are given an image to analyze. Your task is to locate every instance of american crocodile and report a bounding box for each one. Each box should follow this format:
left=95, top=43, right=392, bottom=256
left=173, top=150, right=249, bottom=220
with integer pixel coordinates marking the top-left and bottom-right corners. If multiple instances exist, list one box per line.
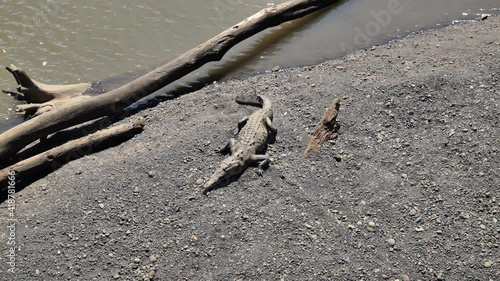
left=203, top=95, right=277, bottom=194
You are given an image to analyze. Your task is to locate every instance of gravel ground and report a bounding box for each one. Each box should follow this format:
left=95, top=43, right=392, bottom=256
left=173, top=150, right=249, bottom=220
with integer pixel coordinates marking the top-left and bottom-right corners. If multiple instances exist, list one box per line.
left=1, top=16, right=499, bottom=281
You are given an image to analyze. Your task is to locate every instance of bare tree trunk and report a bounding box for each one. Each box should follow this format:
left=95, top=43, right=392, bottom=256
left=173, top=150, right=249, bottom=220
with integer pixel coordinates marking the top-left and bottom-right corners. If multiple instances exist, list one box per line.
left=0, top=0, right=339, bottom=162
left=0, top=119, right=145, bottom=189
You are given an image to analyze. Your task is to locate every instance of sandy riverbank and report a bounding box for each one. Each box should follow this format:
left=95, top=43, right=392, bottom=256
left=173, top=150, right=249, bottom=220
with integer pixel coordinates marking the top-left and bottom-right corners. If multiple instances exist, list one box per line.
left=1, top=15, right=499, bottom=280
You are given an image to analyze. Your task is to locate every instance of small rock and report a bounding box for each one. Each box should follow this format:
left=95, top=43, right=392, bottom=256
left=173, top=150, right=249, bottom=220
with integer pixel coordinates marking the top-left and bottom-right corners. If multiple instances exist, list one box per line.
left=409, top=208, right=418, bottom=216
left=35, top=269, right=41, bottom=275
left=481, top=14, right=489, bottom=20
left=367, top=221, right=376, bottom=232
left=147, top=271, right=156, bottom=279
left=196, top=178, right=204, bottom=185
left=400, top=274, right=410, bottom=281
left=147, top=171, right=155, bottom=178
left=271, top=66, right=280, bottom=72
left=387, top=238, right=396, bottom=246
left=415, top=226, right=425, bottom=232
left=134, top=257, right=141, bottom=263
left=483, top=260, right=493, bottom=268
left=113, top=274, right=120, bottom=279
left=149, top=255, right=157, bottom=262
left=98, top=203, right=104, bottom=209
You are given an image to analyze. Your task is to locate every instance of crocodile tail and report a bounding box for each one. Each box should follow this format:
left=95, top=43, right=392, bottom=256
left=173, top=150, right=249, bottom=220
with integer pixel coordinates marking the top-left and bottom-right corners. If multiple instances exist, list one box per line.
left=235, top=95, right=271, bottom=110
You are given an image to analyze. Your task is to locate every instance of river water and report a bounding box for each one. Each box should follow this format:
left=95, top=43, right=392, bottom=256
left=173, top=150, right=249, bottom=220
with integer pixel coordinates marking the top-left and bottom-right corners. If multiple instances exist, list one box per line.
left=0, top=0, right=498, bottom=132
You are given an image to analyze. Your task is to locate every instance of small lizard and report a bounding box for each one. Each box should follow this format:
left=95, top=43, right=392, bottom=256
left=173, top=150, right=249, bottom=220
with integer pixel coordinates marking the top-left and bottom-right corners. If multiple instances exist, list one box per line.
left=203, top=95, right=277, bottom=194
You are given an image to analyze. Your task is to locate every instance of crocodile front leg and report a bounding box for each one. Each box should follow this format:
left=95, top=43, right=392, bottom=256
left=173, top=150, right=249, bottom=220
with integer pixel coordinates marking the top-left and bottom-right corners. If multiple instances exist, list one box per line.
left=251, top=154, right=270, bottom=176
left=219, top=138, right=236, bottom=155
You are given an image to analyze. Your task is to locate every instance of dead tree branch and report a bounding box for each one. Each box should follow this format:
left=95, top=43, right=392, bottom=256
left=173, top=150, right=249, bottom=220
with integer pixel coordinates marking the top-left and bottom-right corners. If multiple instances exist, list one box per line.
left=0, top=119, right=145, bottom=190
left=303, top=98, right=341, bottom=158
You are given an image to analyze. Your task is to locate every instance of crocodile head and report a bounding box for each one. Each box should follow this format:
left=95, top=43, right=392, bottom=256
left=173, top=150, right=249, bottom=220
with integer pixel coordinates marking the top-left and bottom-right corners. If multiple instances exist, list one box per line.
left=203, top=156, right=245, bottom=193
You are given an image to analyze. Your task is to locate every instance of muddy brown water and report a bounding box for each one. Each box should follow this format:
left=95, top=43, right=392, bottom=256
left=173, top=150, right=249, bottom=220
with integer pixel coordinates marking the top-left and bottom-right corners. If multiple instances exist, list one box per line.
left=0, top=0, right=498, bottom=132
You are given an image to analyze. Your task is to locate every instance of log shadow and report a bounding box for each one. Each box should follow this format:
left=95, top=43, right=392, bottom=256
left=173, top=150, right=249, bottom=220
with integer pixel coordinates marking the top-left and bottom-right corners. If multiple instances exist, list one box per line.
left=0, top=131, right=140, bottom=203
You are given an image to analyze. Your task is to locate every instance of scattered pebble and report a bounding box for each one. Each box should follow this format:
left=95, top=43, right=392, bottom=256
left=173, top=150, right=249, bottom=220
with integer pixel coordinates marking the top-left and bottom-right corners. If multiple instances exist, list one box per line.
left=149, top=255, right=157, bottom=262
left=98, top=203, right=104, bottom=209
left=415, top=226, right=425, bottom=232
left=387, top=238, right=396, bottom=246
left=400, top=274, right=410, bottom=281
left=196, top=178, right=204, bottom=185
left=367, top=221, right=376, bottom=232
left=483, top=260, right=493, bottom=268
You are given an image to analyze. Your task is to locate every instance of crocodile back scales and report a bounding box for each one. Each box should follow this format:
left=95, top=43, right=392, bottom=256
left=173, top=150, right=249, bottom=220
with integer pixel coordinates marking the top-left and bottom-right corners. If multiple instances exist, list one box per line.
left=233, top=96, right=272, bottom=155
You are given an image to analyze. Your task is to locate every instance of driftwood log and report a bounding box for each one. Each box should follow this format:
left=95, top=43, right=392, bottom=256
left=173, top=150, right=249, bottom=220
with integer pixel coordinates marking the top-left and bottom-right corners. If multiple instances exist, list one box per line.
left=0, top=119, right=145, bottom=190
left=303, top=98, right=341, bottom=158
left=0, top=0, right=340, bottom=163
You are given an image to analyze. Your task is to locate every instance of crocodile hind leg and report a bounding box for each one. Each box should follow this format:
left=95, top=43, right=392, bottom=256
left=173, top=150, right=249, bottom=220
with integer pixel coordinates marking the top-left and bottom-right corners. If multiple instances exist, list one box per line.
left=251, top=154, right=270, bottom=176
left=237, top=116, right=249, bottom=132
left=265, top=117, right=278, bottom=142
